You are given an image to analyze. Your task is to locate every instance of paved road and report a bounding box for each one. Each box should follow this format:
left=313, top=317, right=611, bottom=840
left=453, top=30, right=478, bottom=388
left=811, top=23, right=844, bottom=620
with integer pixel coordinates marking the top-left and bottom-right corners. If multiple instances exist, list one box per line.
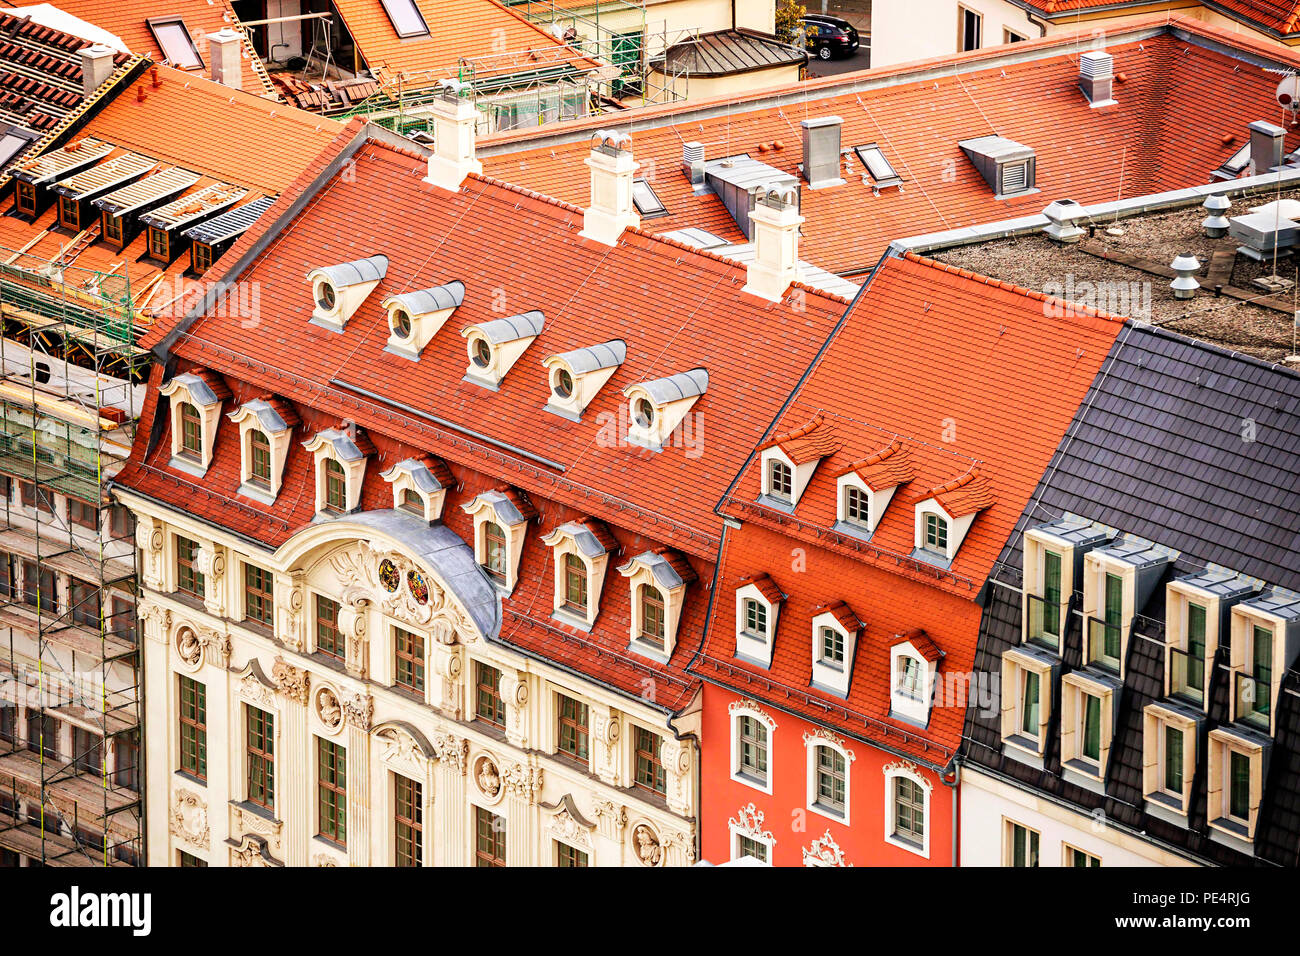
left=806, top=46, right=871, bottom=78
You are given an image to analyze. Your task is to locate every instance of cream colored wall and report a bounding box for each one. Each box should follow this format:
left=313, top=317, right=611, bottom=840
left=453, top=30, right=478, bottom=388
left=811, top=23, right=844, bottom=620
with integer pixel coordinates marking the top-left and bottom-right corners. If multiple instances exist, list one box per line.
left=960, top=766, right=1200, bottom=867
left=122, top=491, right=699, bottom=868
left=650, top=61, right=803, bottom=101
left=870, top=0, right=1038, bottom=68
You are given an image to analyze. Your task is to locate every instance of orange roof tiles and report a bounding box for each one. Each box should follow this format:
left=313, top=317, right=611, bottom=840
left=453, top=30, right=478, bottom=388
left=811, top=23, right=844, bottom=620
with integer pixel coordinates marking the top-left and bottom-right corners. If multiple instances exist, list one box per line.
left=1027, top=0, right=1300, bottom=35
left=833, top=438, right=916, bottom=489
left=480, top=19, right=1300, bottom=276
left=916, top=468, right=997, bottom=518
left=330, top=0, right=598, bottom=89
left=757, top=411, right=840, bottom=463
left=690, top=251, right=1127, bottom=759
left=3, top=0, right=277, bottom=94
left=894, top=628, right=942, bottom=663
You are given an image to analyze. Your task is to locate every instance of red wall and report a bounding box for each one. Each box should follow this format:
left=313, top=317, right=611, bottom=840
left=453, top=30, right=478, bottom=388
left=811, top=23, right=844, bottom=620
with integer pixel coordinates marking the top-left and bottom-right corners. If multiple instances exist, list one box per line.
left=700, top=682, right=956, bottom=867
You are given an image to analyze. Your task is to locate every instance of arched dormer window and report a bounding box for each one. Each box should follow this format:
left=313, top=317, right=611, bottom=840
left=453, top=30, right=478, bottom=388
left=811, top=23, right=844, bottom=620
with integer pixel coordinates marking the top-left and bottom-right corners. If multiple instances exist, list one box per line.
left=640, top=584, right=665, bottom=648
left=248, top=429, right=271, bottom=487
left=618, top=549, right=695, bottom=660
left=768, top=459, right=792, bottom=502
left=323, top=458, right=347, bottom=514
left=541, top=519, right=616, bottom=627
left=178, top=402, right=202, bottom=459
left=483, top=520, right=508, bottom=584
left=160, top=371, right=230, bottom=476
left=228, top=396, right=299, bottom=503
left=302, top=426, right=372, bottom=516
left=461, top=488, right=535, bottom=593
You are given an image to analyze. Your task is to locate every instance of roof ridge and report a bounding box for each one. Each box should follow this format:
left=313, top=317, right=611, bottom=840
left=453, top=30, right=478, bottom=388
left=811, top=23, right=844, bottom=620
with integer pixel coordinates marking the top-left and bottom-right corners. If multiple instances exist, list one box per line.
left=900, top=250, right=1129, bottom=324
left=914, top=465, right=985, bottom=501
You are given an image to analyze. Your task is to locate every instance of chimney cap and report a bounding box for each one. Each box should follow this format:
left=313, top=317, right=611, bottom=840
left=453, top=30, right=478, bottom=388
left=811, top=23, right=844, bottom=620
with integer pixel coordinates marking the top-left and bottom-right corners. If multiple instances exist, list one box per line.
left=436, top=78, right=471, bottom=100
left=1203, top=194, right=1231, bottom=213
left=590, top=129, right=632, bottom=156
left=800, top=115, right=843, bottom=130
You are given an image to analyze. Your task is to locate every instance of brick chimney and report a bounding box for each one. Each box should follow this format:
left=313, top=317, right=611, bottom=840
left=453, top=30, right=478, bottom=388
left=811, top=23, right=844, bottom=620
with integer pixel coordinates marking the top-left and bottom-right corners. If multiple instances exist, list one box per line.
left=424, top=79, right=482, bottom=193
left=79, top=45, right=115, bottom=98
left=208, top=28, right=243, bottom=90
left=743, top=184, right=803, bottom=302
left=579, top=130, right=639, bottom=246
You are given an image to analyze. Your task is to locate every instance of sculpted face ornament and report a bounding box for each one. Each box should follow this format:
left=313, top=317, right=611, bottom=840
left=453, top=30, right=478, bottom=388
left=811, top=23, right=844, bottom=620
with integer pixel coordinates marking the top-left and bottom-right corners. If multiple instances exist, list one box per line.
left=633, top=825, right=662, bottom=866
left=177, top=627, right=202, bottom=666
left=316, top=687, right=343, bottom=732
left=476, top=756, right=501, bottom=798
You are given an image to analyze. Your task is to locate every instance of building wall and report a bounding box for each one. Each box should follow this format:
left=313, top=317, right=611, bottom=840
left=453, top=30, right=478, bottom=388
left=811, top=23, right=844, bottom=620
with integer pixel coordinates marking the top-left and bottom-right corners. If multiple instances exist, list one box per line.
left=869, top=0, right=1036, bottom=67
left=699, top=682, right=955, bottom=866
left=649, top=61, right=803, bottom=102
left=123, top=491, right=700, bottom=868
left=960, top=766, right=1199, bottom=867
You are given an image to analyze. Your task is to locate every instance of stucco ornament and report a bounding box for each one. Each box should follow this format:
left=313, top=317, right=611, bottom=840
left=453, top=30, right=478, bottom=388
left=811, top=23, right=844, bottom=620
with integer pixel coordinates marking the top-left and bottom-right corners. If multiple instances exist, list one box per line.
left=632, top=823, right=663, bottom=867
left=803, top=830, right=852, bottom=867
left=343, top=691, right=374, bottom=731
left=316, top=686, right=343, bottom=734
left=475, top=755, right=502, bottom=799
left=329, top=540, right=474, bottom=638
left=272, top=657, right=310, bottom=705
left=377, top=726, right=427, bottom=776
left=432, top=733, right=468, bottom=774
left=169, top=789, right=209, bottom=848
left=729, top=803, right=774, bottom=844
left=502, top=762, right=543, bottom=803
left=176, top=627, right=202, bottom=668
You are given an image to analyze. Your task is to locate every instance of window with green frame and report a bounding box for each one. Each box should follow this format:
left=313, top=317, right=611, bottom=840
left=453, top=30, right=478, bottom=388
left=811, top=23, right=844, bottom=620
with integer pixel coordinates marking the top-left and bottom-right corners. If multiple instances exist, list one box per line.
left=924, top=513, right=948, bottom=552
left=1065, top=845, right=1100, bottom=867
left=1042, top=550, right=1062, bottom=638
left=1164, top=724, right=1184, bottom=794
left=246, top=706, right=274, bottom=809
left=1103, top=572, right=1123, bottom=658
left=179, top=675, right=206, bottom=779
left=1082, top=693, right=1102, bottom=763
left=1186, top=602, right=1207, bottom=690
left=1252, top=625, right=1273, bottom=721
left=1007, top=821, right=1039, bottom=867
left=317, top=737, right=346, bottom=846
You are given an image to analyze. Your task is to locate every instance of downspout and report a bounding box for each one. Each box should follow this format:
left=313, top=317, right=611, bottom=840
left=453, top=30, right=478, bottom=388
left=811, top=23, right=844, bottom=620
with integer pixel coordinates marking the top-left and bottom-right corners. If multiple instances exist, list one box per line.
left=943, top=758, right=961, bottom=867
left=1021, top=4, right=1050, bottom=38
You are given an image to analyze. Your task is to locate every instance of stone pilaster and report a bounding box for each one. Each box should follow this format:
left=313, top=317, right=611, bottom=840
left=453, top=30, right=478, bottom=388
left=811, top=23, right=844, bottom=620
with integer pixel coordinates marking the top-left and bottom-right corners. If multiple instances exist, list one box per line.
left=432, top=732, right=468, bottom=866
left=272, top=657, right=310, bottom=865
left=429, top=644, right=463, bottom=719
left=502, top=761, right=542, bottom=867
left=344, top=692, right=374, bottom=866
left=590, top=705, right=622, bottom=787
left=196, top=542, right=228, bottom=619
left=338, top=600, right=369, bottom=679
left=499, top=668, right=530, bottom=750
left=660, top=735, right=694, bottom=817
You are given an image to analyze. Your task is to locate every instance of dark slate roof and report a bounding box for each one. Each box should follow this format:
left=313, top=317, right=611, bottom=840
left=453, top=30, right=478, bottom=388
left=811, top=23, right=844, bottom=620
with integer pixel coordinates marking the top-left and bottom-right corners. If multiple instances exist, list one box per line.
left=659, top=29, right=806, bottom=78
left=963, top=323, right=1300, bottom=867
left=184, top=195, right=277, bottom=246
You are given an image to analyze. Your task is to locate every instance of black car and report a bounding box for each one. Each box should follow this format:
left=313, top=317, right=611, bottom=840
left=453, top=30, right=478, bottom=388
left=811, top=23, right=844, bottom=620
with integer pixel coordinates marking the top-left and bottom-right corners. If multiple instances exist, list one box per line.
left=801, top=14, right=860, bottom=61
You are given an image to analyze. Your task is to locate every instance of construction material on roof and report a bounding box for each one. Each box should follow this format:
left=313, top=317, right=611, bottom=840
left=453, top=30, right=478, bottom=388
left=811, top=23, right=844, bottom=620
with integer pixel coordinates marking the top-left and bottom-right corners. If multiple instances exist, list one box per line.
left=183, top=194, right=276, bottom=245
left=139, top=181, right=247, bottom=230
left=11, top=136, right=112, bottom=183
left=92, top=166, right=199, bottom=215
left=52, top=151, right=153, bottom=199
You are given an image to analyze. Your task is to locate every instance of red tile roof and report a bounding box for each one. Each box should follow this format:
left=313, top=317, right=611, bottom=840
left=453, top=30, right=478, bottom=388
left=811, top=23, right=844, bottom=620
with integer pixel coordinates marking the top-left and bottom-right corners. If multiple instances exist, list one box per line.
left=1026, top=0, right=1300, bottom=36
left=832, top=438, right=915, bottom=489
left=115, top=131, right=849, bottom=714
left=915, top=467, right=997, bottom=518
left=479, top=18, right=1300, bottom=275
left=690, top=251, right=1127, bottom=762
left=894, top=628, right=942, bottom=663
left=740, top=572, right=785, bottom=605
left=2, top=0, right=277, bottom=95
left=757, top=411, right=840, bottom=463
left=329, top=0, right=600, bottom=91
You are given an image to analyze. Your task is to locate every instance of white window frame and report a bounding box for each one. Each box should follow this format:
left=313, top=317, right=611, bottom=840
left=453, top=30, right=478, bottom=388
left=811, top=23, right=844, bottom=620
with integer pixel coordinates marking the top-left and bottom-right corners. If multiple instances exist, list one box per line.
left=1060, top=671, right=1116, bottom=780
left=1207, top=728, right=1264, bottom=843
left=889, top=642, right=932, bottom=725
left=810, top=609, right=856, bottom=697
left=804, top=732, right=854, bottom=825
left=734, top=581, right=779, bottom=667
left=883, top=761, right=931, bottom=859
left=728, top=803, right=775, bottom=865
left=1000, top=648, right=1053, bottom=755
left=729, top=702, right=776, bottom=794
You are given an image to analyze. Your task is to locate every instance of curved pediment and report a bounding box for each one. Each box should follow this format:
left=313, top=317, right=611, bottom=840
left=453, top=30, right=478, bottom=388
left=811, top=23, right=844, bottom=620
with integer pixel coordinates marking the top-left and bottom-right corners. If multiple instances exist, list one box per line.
left=275, top=509, right=500, bottom=642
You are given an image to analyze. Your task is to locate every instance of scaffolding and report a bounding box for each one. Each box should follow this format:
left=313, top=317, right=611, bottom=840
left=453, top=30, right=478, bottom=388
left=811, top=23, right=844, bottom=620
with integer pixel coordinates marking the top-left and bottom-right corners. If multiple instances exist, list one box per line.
left=0, top=246, right=145, bottom=868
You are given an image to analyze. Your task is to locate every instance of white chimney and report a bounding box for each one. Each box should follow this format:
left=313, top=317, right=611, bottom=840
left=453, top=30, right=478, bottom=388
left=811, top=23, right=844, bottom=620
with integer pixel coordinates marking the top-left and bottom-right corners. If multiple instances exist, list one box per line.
left=1249, top=120, right=1284, bottom=174
left=801, top=116, right=844, bottom=189
left=579, top=130, right=639, bottom=246
left=424, top=79, right=482, bottom=193
left=742, top=184, right=803, bottom=302
left=208, top=28, right=242, bottom=90
left=79, top=44, right=115, bottom=98
left=1078, top=50, right=1115, bottom=107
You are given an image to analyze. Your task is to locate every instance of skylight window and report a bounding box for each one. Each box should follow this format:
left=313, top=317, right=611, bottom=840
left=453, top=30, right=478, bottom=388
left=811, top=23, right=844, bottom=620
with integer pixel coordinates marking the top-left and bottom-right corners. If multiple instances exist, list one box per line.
left=0, top=132, right=30, bottom=169
left=148, top=18, right=204, bottom=70
left=853, top=143, right=902, bottom=187
left=632, top=179, right=667, bottom=217
left=380, top=0, right=430, bottom=38
left=1215, top=142, right=1251, bottom=179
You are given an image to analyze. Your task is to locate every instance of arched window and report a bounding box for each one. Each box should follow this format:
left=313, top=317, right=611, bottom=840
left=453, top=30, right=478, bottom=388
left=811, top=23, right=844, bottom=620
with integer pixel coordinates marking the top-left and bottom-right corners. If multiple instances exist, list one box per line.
left=768, top=459, right=792, bottom=500
left=813, top=745, right=846, bottom=817
left=896, top=654, right=924, bottom=701
left=178, top=402, right=202, bottom=459
left=248, top=429, right=271, bottom=486
left=322, top=458, right=347, bottom=513
left=640, top=585, right=665, bottom=648
left=743, top=598, right=767, bottom=639
left=563, top=552, right=588, bottom=612
left=844, top=486, right=869, bottom=526
left=924, top=513, right=948, bottom=553
left=482, top=521, right=507, bottom=583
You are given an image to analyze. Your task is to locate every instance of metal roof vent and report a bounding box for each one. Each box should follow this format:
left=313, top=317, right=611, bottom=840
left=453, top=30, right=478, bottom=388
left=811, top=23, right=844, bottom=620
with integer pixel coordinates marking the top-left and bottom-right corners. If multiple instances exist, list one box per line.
left=1043, top=199, right=1087, bottom=243
left=800, top=117, right=845, bottom=189
left=959, top=136, right=1036, bottom=198
left=1229, top=199, right=1300, bottom=260
left=682, top=141, right=706, bottom=187
left=1078, top=50, right=1115, bottom=107
left=1170, top=254, right=1200, bottom=300
left=1202, top=194, right=1231, bottom=238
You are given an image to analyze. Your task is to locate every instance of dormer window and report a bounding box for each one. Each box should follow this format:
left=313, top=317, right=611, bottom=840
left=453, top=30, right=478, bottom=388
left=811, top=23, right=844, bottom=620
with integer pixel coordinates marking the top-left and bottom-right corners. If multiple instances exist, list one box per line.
left=462, top=488, right=536, bottom=593
left=618, top=549, right=695, bottom=660
left=1060, top=670, right=1121, bottom=789
left=890, top=631, right=939, bottom=726
left=734, top=574, right=784, bottom=667
left=160, top=371, right=230, bottom=477
left=624, top=369, right=707, bottom=452
left=461, top=311, right=544, bottom=389
left=757, top=413, right=838, bottom=510
left=228, top=397, right=299, bottom=503
left=1164, top=567, right=1256, bottom=707
left=381, top=456, right=452, bottom=523
left=1023, top=517, right=1112, bottom=653
left=1228, top=589, right=1300, bottom=733
left=1000, top=647, right=1056, bottom=762
left=911, top=470, right=994, bottom=567
left=303, top=427, right=373, bottom=516
left=1207, top=728, right=1267, bottom=849
left=382, top=282, right=463, bottom=361
left=542, top=518, right=617, bottom=628
left=307, top=255, right=389, bottom=332
left=810, top=602, right=861, bottom=697
left=1142, top=704, right=1201, bottom=821
left=768, top=459, right=792, bottom=501
left=833, top=440, right=913, bottom=539
left=1082, top=535, right=1171, bottom=678
left=542, top=340, right=626, bottom=421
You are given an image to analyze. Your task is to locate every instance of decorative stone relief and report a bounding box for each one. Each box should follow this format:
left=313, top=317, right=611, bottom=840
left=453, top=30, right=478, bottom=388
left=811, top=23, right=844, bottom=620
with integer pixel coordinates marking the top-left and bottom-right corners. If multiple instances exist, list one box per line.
left=803, top=830, right=852, bottom=867
left=728, top=803, right=773, bottom=844
left=542, top=795, right=595, bottom=850
left=169, top=788, right=209, bottom=849
left=311, top=854, right=339, bottom=867
left=330, top=541, right=476, bottom=639
left=199, top=626, right=232, bottom=669
left=272, top=656, right=310, bottom=705
left=315, top=686, right=343, bottom=735
left=195, top=543, right=227, bottom=617
left=277, top=578, right=306, bottom=652
left=661, top=829, right=697, bottom=864
left=474, top=755, right=502, bottom=801
left=229, top=801, right=284, bottom=859
left=430, top=645, right=463, bottom=718
left=882, top=759, right=932, bottom=790
left=342, top=691, right=373, bottom=731
left=592, top=799, right=628, bottom=843
left=432, top=733, right=468, bottom=775
left=136, top=518, right=165, bottom=589
left=729, top=698, right=778, bottom=728
left=591, top=709, right=621, bottom=783
left=136, top=599, right=171, bottom=644
left=502, top=762, right=543, bottom=803
left=803, top=727, right=857, bottom=762
left=631, top=822, right=663, bottom=867
left=175, top=626, right=203, bottom=670
left=661, top=736, right=693, bottom=814
left=376, top=726, right=427, bottom=777
left=227, top=834, right=282, bottom=868
left=237, top=666, right=278, bottom=710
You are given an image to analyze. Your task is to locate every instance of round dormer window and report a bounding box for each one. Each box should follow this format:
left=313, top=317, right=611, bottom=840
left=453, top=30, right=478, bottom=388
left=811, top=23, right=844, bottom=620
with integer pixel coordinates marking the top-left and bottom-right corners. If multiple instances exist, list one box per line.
left=471, top=337, right=492, bottom=368
left=392, top=308, right=412, bottom=339
left=316, top=280, right=337, bottom=311
left=633, top=397, right=655, bottom=428
left=552, top=367, right=574, bottom=399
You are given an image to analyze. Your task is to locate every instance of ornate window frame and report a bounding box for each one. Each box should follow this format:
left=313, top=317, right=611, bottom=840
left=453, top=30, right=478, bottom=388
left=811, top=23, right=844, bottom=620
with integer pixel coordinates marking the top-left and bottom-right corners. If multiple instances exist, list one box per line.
left=728, top=803, right=774, bottom=866
left=882, top=759, right=931, bottom=859
left=728, top=699, right=776, bottom=794
left=381, top=456, right=451, bottom=523
left=617, top=550, right=691, bottom=661
left=804, top=728, right=855, bottom=825
left=540, top=520, right=614, bottom=628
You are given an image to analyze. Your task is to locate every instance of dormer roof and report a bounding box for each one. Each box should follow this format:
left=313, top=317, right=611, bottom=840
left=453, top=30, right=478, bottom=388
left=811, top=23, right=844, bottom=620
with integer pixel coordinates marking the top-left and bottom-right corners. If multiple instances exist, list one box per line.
left=380, top=455, right=454, bottom=492
left=739, top=572, right=785, bottom=605
left=162, top=370, right=231, bottom=406
left=545, top=339, right=626, bottom=374
left=386, top=281, right=465, bottom=315
left=833, top=438, right=915, bottom=489
left=758, top=412, right=840, bottom=464
left=461, top=486, right=537, bottom=526
left=637, top=368, right=708, bottom=404
left=542, top=518, right=618, bottom=558
left=227, top=397, right=300, bottom=434
left=473, top=310, right=545, bottom=344
left=619, top=548, right=697, bottom=590
left=822, top=600, right=863, bottom=634
left=312, top=254, right=389, bottom=288
left=917, top=469, right=996, bottom=518
left=893, top=628, right=942, bottom=663
left=302, top=426, right=375, bottom=461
